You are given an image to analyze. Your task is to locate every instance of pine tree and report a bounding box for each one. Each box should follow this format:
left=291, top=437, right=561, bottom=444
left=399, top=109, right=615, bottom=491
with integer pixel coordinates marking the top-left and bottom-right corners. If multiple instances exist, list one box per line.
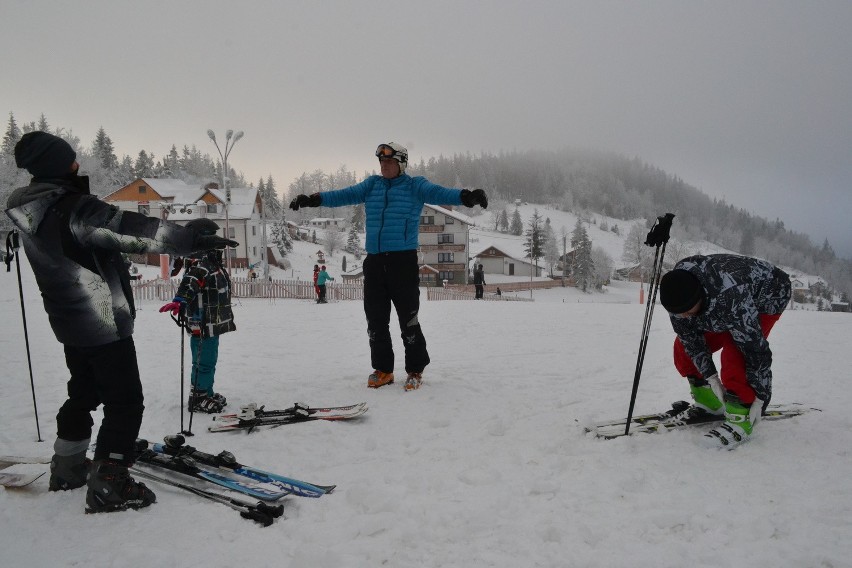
left=498, top=209, right=509, bottom=232
left=524, top=210, right=545, bottom=269
left=571, top=219, right=595, bottom=292
left=510, top=208, right=523, bottom=235
left=92, top=127, right=119, bottom=171
left=133, top=150, right=155, bottom=178
left=2, top=112, right=22, bottom=157
left=345, top=224, right=362, bottom=258
left=269, top=219, right=293, bottom=260
left=543, top=218, right=559, bottom=276
left=263, top=174, right=283, bottom=219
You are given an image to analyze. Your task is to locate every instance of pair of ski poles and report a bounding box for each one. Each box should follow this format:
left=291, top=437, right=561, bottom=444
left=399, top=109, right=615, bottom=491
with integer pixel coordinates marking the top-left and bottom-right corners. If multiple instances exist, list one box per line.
left=624, top=213, right=675, bottom=436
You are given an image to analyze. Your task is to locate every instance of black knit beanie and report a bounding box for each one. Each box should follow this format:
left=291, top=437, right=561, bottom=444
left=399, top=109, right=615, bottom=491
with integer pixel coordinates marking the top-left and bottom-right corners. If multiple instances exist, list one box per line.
left=659, top=269, right=705, bottom=313
left=14, top=131, right=77, bottom=178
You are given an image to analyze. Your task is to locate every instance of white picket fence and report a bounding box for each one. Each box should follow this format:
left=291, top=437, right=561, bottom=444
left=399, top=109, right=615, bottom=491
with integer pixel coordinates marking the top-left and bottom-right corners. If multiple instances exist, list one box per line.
left=130, top=277, right=364, bottom=302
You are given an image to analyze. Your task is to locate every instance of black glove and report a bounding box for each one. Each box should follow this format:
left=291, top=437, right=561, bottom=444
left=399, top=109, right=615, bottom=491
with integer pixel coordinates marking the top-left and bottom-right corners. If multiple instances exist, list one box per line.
left=192, top=234, right=239, bottom=252
left=289, top=193, right=322, bottom=211
left=644, top=213, right=675, bottom=247
left=460, top=189, right=488, bottom=209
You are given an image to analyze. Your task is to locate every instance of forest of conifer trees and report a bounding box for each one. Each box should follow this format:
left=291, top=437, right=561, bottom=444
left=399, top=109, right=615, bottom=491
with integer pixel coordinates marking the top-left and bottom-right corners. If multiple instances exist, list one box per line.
left=3, top=112, right=850, bottom=301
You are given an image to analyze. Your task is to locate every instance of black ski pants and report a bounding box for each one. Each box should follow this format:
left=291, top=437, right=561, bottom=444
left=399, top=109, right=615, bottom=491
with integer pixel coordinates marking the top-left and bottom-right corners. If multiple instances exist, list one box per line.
left=363, top=250, right=429, bottom=374
left=59, top=336, right=144, bottom=465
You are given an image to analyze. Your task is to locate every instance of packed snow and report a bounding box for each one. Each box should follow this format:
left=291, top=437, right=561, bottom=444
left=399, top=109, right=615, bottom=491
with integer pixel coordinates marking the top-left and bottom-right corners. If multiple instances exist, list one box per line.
left=2, top=216, right=850, bottom=568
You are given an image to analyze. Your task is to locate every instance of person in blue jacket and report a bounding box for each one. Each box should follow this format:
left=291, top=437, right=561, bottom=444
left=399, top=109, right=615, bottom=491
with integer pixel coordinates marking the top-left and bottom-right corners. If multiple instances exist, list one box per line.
left=290, top=142, right=488, bottom=391
left=316, top=265, right=334, bottom=303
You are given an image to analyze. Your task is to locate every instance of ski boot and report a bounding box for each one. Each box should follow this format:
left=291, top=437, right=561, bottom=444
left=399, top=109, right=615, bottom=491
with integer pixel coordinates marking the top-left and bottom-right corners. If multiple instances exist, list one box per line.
left=367, top=370, right=394, bottom=388
left=188, top=388, right=226, bottom=413
left=85, top=460, right=156, bottom=513
left=404, top=372, right=423, bottom=391
left=703, top=398, right=757, bottom=449
left=668, top=376, right=724, bottom=423
left=49, top=441, right=91, bottom=492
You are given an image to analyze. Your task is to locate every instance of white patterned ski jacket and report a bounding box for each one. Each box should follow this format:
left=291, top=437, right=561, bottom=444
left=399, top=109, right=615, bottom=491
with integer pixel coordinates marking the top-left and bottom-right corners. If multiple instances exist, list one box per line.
left=667, top=254, right=791, bottom=402
left=6, top=179, right=196, bottom=347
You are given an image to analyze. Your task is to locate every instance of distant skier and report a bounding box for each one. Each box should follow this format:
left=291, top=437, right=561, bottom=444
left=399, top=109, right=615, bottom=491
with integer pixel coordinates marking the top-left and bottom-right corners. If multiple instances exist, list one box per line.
left=290, top=141, right=488, bottom=391
left=473, top=264, right=486, bottom=299
left=658, top=253, right=791, bottom=448
left=316, top=265, right=334, bottom=303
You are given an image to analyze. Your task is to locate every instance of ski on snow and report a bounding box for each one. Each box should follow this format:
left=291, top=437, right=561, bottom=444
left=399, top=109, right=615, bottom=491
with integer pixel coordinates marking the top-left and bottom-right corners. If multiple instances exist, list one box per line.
left=0, top=456, right=48, bottom=488
left=127, top=465, right=284, bottom=526
left=134, top=445, right=292, bottom=502
left=143, top=435, right=335, bottom=497
left=209, top=401, right=368, bottom=433
left=587, top=401, right=820, bottom=439
left=0, top=471, right=45, bottom=488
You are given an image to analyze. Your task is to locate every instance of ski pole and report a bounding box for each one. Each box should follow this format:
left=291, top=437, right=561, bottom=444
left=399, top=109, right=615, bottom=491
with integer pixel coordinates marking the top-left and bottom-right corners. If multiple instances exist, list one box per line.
left=128, top=465, right=284, bottom=526
left=170, top=310, right=190, bottom=436
left=185, top=331, right=204, bottom=437
left=624, top=213, right=674, bottom=435
left=5, top=230, right=43, bottom=442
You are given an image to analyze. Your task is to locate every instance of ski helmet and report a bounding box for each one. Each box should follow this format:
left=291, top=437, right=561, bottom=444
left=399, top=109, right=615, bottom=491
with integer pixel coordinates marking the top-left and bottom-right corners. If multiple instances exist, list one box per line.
left=185, top=218, right=221, bottom=237
left=375, top=142, right=408, bottom=174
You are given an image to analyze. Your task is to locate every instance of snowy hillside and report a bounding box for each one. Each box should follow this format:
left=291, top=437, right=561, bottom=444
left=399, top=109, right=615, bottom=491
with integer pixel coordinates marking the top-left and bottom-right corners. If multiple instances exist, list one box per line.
left=2, top=254, right=850, bottom=567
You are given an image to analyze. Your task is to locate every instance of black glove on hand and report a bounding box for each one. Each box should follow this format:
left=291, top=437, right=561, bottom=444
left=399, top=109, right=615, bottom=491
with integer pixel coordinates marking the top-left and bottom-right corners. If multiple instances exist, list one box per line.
left=192, top=235, right=239, bottom=252
left=644, top=213, right=675, bottom=247
left=289, top=193, right=322, bottom=211
left=460, top=189, right=488, bottom=209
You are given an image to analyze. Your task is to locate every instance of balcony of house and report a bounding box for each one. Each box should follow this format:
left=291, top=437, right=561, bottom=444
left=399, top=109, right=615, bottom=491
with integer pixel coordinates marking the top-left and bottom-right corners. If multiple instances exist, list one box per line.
left=419, top=225, right=445, bottom=233
left=419, top=244, right=466, bottom=252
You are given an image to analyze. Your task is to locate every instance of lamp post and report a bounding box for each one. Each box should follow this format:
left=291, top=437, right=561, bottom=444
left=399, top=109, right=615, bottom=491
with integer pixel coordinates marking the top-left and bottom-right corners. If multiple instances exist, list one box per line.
left=207, top=129, right=244, bottom=276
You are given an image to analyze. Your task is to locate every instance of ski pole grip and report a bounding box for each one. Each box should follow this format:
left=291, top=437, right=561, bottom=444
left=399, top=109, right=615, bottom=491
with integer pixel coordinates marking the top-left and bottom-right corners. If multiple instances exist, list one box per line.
left=644, top=213, right=675, bottom=247
left=241, top=510, right=273, bottom=527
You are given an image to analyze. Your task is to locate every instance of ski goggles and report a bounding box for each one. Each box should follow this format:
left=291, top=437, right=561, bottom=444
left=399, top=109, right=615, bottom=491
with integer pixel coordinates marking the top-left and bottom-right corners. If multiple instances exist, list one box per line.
left=375, top=144, right=399, bottom=159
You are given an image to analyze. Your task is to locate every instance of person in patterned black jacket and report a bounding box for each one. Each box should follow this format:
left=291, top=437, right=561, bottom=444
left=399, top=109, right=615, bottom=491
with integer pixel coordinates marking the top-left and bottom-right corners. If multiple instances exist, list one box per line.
left=659, top=253, right=791, bottom=448
left=5, top=132, right=237, bottom=513
left=159, top=219, right=236, bottom=413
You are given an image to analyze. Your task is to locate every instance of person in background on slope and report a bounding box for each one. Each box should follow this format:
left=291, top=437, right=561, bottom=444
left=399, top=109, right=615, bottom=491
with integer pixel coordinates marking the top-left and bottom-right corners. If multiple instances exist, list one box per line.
left=313, top=264, right=321, bottom=301
left=473, top=263, right=486, bottom=299
left=290, top=142, right=488, bottom=391
left=5, top=132, right=237, bottom=513
left=159, top=219, right=236, bottom=413
left=658, top=253, right=791, bottom=448
left=316, top=264, right=334, bottom=304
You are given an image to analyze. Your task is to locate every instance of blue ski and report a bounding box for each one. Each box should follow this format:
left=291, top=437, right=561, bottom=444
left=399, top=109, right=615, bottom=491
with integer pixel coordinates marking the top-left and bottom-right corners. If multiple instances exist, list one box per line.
left=147, top=439, right=334, bottom=498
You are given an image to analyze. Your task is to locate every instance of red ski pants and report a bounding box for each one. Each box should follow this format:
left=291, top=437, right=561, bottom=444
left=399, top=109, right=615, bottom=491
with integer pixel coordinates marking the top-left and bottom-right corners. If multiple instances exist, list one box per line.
left=673, top=313, right=781, bottom=404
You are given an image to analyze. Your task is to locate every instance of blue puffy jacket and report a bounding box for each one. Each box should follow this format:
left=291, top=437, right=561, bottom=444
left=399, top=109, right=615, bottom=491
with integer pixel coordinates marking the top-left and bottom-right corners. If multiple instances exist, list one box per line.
left=320, top=174, right=463, bottom=254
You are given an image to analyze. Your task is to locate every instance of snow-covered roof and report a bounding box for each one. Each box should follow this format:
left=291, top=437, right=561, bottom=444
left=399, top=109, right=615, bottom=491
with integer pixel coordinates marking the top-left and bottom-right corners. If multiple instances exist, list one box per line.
left=423, top=204, right=475, bottom=226
left=140, top=178, right=205, bottom=202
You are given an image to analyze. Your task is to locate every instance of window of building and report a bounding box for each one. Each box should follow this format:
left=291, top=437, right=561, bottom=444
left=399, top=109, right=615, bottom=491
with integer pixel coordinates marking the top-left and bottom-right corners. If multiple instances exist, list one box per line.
left=138, top=204, right=150, bottom=216
left=207, top=203, right=218, bottom=213
left=420, top=215, right=435, bottom=225
left=252, top=226, right=256, bottom=236
left=438, top=271, right=455, bottom=281
left=445, top=216, right=454, bottom=224
left=228, top=227, right=236, bottom=239
left=438, top=252, right=454, bottom=263
left=138, top=185, right=147, bottom=194
left=438, top=234, right=454, bottom=244
left=253, top=246, right=257, bottom=256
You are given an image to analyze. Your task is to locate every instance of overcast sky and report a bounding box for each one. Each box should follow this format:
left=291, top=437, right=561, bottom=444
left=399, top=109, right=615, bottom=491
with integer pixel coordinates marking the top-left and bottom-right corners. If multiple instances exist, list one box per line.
left=3, top=1, right=850, bottom=258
